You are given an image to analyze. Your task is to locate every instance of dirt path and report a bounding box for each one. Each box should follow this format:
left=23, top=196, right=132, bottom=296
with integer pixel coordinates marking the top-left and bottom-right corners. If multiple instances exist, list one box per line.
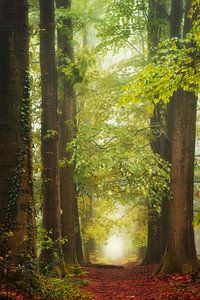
left=83, top=264, right=200, bottom=299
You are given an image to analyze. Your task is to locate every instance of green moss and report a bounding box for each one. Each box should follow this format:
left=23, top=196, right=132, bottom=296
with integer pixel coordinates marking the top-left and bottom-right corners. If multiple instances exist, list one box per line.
left=39, top=276, right=92, bottom=300
left=20, top=71, right=31, bottom=140
left=39, top=231, right=65, bottom=277
left=0, top=70, right=36, bottom=289
left=5, top=148, right=24, bottom=230
left=158, top=252, right=200, bottom=274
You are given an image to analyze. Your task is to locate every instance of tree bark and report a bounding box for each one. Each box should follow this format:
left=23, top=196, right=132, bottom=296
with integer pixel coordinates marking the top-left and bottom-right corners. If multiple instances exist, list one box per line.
left=82, top=197, right=96, bottom=263
left=157, top=0, right=183, bottom=267
left=170, top=0, right=183, bottom=38
left=143, top=0, right=169, bottom=265
left=0, top=0, right=37, bottom=284
left=142, top=208, right=161, bottom=264
left=56, top=0, right=80, bottom=265
left=159, top=90, right=199, bottom=273
left=39, top=0, right=64, bottom=275
left=158, top=0, right=199, bottom=273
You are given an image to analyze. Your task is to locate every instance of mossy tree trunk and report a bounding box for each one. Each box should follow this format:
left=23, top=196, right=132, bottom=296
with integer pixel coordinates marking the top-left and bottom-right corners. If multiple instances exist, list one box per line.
left=0, top=0, right=37, bottom=284
left=39, top=0, right=65, bottom=275
left=158, top=0, right=199, bottom=273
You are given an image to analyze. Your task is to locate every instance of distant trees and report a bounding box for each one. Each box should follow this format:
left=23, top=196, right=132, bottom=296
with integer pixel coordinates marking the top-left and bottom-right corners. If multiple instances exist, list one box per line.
left=0, top=0, right=199, bottom=290
left=97, top=0, right=200, bottom=273
left=0, top=0, right=36, bottom=283
left=37, top=0, right=200, bottom=274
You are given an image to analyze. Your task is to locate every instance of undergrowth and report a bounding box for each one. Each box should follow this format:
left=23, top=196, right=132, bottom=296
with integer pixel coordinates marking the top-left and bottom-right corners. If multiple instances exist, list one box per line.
left=0, top=266, right=93, bottom=300
left=38, top=265, right=92, bottom=300
left=40, top=275, right=92, bottom=300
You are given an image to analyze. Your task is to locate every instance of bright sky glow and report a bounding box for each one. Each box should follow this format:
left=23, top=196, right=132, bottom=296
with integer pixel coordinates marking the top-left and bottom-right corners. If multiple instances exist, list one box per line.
left=103, top=235, right=124, bottom=262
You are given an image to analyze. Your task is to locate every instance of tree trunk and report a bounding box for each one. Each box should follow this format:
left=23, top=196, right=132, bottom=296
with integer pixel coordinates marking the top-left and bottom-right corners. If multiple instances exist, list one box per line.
left=143, top=0, right=169, bottom=264
left=159, top=90, right=199, bottom=273
left=39, top=0, right=64, bottom=275
left=0, top=0, right=37, bottom=285
left=158, top=0, right=199, bottom=273
left=170, top=0, right=183, bottom=38
left=84, top=238, right=96, bottom=264
left=56, top=0, right=79, bottom=265
left=82, top=197, right=96, bottom=263
left=156, top=0, right=183, bottom=266
left=74, top=193, right=84, bottom=264
left=142, top=208, right=161, bottom=264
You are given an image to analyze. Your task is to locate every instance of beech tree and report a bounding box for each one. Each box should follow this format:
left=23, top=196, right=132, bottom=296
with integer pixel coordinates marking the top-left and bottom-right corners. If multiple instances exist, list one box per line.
left=0, top=0, right=37, bottom=284
left=143, top=0, right=169, bottom=265
left=158, top=0, right=199, bottom=273
left=56, top=0, right=81, bottom=265
left=39, top=0, right=64, bottom=275
left=98, top=0, right=199, bottom=270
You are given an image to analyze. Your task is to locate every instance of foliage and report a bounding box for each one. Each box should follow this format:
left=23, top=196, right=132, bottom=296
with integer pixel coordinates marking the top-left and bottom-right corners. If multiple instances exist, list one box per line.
left=121, top=32, right=200, bottom=110
left=29, top=0, right=200, bottom=273
left=69, top=47, right=170, bottom=257
left=39, top=272, right=92, bottom=300
left=0, top=269, right=91, bottom=300
left=0, top=244, right=39, bottom=296
left=37, top=229, right=66, bottom=276
left=56, top=6, right=97, bottom=33
left=97, top=0, right=148, bottom=50
left=1, top=0, right=199, bottom=298
left=28, top=0, right=172, bottom=265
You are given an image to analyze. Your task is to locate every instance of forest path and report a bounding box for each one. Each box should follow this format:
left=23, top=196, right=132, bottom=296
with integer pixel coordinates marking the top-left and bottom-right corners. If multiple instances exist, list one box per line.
left=83, top=264, right=200, bottom=299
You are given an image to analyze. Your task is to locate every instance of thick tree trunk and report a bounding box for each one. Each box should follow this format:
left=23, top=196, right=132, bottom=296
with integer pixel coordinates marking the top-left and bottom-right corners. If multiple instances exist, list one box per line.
left=157, top=0, right=183, bottom=265
left=39, top=0, right=64, bottom=275
left=158, top=0, right=199, bottom=273
left=0, top=0, right=37, bottom=284
left=56, top=0, right=80, bottom=265
left=159, top=90, right=199, bottom=273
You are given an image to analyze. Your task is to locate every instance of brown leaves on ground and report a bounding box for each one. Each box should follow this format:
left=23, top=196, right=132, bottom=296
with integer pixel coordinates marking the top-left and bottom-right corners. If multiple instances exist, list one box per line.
left=2, top=264, right=200, bottom=299
left=83, top=264, right=200, bottom=299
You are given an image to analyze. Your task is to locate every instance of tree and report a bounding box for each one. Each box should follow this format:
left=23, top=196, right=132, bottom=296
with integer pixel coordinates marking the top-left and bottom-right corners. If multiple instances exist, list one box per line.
left=39, top=0, right=64, bottom=275
left=56, top=0, right=80, bottom=265
left=96, top=0, right=172, bottom=264
left=97, top=0, right=199, bottom=269
left=74, top=190, right=84, bottom=264
left=142, top=0, right=170, bottom=265
left=112, top=0, right=200, bottom=270
left=0, top=0, right=37, bottom=285
left=158, top=0, right=200, bottom=273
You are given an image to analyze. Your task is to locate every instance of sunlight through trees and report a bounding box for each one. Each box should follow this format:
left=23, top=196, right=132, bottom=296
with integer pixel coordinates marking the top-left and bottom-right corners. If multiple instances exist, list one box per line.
left=0, top=0, right=200, bottom=298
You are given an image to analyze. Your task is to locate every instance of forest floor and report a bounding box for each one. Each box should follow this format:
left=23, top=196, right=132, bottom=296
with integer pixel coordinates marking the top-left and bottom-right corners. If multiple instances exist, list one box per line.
left=2, top=263, right=200, bottom=299
left=83, top=263, right=200, bottom=299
